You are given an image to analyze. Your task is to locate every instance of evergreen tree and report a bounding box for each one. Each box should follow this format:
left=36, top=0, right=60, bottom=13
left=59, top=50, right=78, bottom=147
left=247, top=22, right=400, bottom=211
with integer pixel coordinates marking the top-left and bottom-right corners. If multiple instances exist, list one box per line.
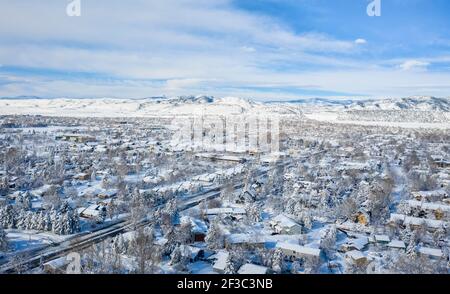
left=205, top=220, right=224, bottom=250
left=271, top=248, right=285, bottom=273
left=224, top=250, right=244, bottom=274
left=0, top=205, right=16, bottom=229
left=0, top=226, right=8, bottom=251
left=320, top=225, right=337, bottom=259
left=16, top=191, right=32, bottom=211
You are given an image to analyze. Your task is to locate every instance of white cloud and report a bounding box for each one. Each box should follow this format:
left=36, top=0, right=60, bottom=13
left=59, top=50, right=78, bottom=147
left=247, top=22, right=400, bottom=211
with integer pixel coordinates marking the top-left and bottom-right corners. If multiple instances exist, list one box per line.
left=240, top=46, right=256, bottom=53
left=399, top=60, right=430, bottom=71
left=0, top=0, right=448, bottom=99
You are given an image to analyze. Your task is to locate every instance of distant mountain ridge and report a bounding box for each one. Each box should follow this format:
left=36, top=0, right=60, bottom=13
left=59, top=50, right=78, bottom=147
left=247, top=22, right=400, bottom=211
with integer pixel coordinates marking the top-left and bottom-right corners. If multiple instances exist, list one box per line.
left=1, top=95, right=449, bottom=112
left=347, top=96, right=450, bottom=112
left=266, top=97, right=355, bottom=106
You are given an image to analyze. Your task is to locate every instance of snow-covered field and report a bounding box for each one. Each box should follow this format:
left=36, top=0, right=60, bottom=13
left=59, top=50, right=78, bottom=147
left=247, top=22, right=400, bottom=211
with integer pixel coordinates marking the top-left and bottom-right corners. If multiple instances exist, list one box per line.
left=0, top=97, right=297, bottom=117
left=304, top=111, right=450, bottom=129
left=1, top=96, right=448, bottom=129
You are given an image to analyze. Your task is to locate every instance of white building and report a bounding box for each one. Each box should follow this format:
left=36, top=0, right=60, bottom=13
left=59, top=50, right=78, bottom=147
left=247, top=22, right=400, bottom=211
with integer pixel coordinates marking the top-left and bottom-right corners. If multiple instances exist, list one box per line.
left=269, top=214, right=303, bottom=235
left=275, top=242, right=321, bottom=260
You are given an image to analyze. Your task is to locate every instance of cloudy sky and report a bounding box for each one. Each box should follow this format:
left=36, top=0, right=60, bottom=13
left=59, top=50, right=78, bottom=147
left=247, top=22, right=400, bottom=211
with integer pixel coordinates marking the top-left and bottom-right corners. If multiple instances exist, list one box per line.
left=0, top=0, right=449, bottom=100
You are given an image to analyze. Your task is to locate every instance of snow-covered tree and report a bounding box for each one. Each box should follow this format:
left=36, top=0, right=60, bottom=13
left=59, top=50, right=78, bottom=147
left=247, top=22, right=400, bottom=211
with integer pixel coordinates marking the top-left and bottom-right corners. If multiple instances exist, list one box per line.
left=130, top=227, right=158, bottom=274
left=169, top=245, right=190, bottom=272
left=0, top=226, right=8, bottom=251
left=170, top=245, right=182, bottom=266
left=163, top=227, right=178, bottom=255
left=16, top=191, right=32, bottom=211
left=177, top=221, right=193, bottom=244
left=164, top=198, right=178, bottom=223
left=245, top=202, right=261, bottom=223
left=16, top=210, right=29, bottom=230
left=108, top=199, right=118, bottom=220
left=336, top=197, right=358, bottom=220
left=205, top=220, right=224, bottom=250
left=112, top=234, right=128, bottom=255
left=0, top=205, right=16, bottom=229
left=291, top=260, right=301, bottom=274
left=224, top=250, right=244, bottom=274
left=96, top=207, right=107, bottom=224
left=271, top=248, right=285, bottom=273
left=406, top=232, right=418, bottom=258
left=320, top=225, right=337, bottom=259
left=91, top=169, right=97, bottom=182
left=301, top=211, right=313, bottom=231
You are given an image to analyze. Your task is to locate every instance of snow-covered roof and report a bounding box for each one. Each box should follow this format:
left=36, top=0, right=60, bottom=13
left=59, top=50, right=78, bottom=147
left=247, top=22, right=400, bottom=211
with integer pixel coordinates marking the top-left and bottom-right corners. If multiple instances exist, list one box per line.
left=390, top=213, right=446, bottom=229
left=237, top=263, right=268, bottom=275
left=345, top=250, right=366, bottom=261
left=226, top=233, right=265, bottom=245
left=179, top=245, right=203, bottom=259
left=275, top=242, right=321, bottom=257
left=387, top=240, right=406, bottom=249
left=407, top=200, right=450, bottom=212
left=418, top=247, right=444, bottom=258
left=205, top=207, right=246, bottom=215
left=348, top=237, right=369, bottom=250
left=270, top=214, right=300, bottom=229
left=412, top=190, right=447, bottom=198
left=374, top=235, right=390, bottom=243
left=154, top=237, right=168, bottom=246
left=212, top=250, right=229, bottom=271
left=180, top=216, right=208, bottom=233
left=79, top=204, right=101, bottom=217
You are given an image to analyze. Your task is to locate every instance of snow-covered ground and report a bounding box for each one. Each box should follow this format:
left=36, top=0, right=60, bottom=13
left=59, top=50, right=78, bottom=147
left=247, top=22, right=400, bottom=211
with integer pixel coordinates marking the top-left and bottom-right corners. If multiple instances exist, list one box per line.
left=1, top=96, right=448, bottom=129
left=304, top=111, right=450, bottom=129
left=0, top=97, right=297, bottom=117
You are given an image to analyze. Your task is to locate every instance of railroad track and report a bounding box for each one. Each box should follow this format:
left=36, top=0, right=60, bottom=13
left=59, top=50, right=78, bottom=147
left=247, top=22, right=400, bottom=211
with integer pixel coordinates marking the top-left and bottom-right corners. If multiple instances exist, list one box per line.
left=0, top=161, right=289, bottom=274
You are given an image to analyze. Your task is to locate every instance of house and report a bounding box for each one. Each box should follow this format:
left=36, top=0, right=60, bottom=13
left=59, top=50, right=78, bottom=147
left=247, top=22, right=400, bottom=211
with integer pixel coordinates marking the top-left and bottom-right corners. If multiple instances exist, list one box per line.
left=57, top=134, right=96, bottom=143
left=344, top=250, right=367, bottom=266
left=204, top=207, right=246, bottom=217
left=78, top=204, right=106, bottom=220
left=237, top=263, right=269, bottom=275
left=374, top=235, right=390, bottom=244
left=411, top=190, right=448, bottom=202
left=389, top=213, right=446, bottom=230
left=98, top=189, right=117, bottom=199
left=235, top=190, right=256, bottom=204
left=179, top=216, right=208, bottom=243
left=430, top=155, right=450, bottom=168
left=73, top=172, right=90, bottom=181
left=225, top=233, right=265, bottom=249
left=191, top=220, right=208, bottom=243
left=275, top=242, right=321, bottom=261
left=339, top=237, right=368, bottom=252
left=417, top=247, right=444, bottom=259
left=406, top=200, right=450, bottom=220
left=387, top=240, right=406, bottom=250
left=269, top=214, right=303, bottom=235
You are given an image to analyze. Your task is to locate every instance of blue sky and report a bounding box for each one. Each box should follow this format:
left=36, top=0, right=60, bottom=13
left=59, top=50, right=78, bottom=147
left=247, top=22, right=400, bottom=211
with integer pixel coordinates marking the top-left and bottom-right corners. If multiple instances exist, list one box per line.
left=0, top=0, right=449, bottom=100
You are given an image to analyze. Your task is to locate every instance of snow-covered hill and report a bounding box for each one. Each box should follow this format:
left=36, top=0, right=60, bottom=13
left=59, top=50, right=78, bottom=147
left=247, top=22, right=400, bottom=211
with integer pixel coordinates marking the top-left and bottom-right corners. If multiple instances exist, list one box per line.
left=0, top=96, right=298, bottom=117
left=0, top=96, right=448, bottom=128
left=268, top=97, right=354, bottom=106
left=347, top=96, right=450, bottom=112
left=302, top=96, right=450, bottom=128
